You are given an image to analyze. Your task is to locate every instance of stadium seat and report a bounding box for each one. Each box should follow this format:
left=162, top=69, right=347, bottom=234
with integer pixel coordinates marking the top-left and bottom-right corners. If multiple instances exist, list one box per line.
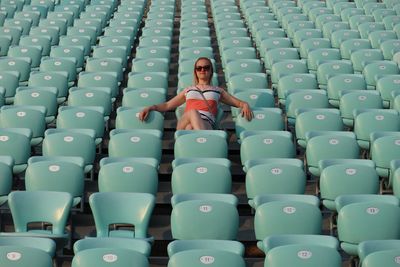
left=240, top=131, right=296, bottom=166
left=168, top=249, right=246, bottom=267
left=72, top=248, right=149, bottom=267
left=0, top=191, right=72, bottom=250
left=171, top=158, right=231, bottom=194
left=29, top=71, right=69, bottom=104
left=170, top=193, right=239, bottom=240
left=0, top=246, right=53, bottom=267
left=89, top=192, right=155, bottom=240
left=98, top=157, right=158, bottom=195
left=108, top=129, right=162, bottom=164
left=353, top=109, right=400, bottom=150
left=305, top=131, right=360, bottom=177
left=174, top=130, right=227, bottom=159
left=25, top=157, right=85, bottom=207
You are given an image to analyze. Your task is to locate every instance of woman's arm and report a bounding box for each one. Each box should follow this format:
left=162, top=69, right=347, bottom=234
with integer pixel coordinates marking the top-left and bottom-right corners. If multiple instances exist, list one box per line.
left=139, top=90, right=186, bottom=121
left=220, top=89, right=253, bottom=121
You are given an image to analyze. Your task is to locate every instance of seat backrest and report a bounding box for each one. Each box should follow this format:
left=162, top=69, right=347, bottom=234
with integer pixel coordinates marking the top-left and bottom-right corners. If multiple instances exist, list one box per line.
left=89, top=192, right=155, bottom=238
left=8, top=191, right=72, bottom=235
left=0, top=245, right=53, bottom=267
left=72, top=248, right=149, bottom=267
left=168, top=249, right=246, bottom=267
left=171, top=198, right=239, bottom=240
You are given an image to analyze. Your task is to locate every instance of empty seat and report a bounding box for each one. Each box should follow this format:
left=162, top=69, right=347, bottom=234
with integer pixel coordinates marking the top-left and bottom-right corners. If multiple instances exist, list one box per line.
left=98, top=157, right=158, bottom=195
left=89, top=192, right=155, bottom=240
left=72, top=248, right=149, bottom=267
left=171, top=193, right=239, bottom=240
left=171, top=158, right=231, bottom=194
left=240, top=131, right=296, bottom=166
left=174, top=130, right=228, bottom=159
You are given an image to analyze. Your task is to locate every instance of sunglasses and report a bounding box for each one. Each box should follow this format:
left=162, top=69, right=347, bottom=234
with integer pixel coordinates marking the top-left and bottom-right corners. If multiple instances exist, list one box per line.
left=195, top=65, right=211, bottom=71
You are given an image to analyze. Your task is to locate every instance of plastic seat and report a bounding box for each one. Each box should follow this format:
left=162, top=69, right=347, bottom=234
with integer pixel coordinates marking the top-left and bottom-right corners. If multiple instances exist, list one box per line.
left=141, top=27, right=172, bottom=38
left=0, top=156, right=13, bottom=206
left=174, top=130, right=228, bottom=159
left=314, top=14, right=342, bottom=30
left=336, top=196, right=400, bottom=256
left=179, top=36, right=211, bottom=50
left=307, top=48, right=341, bottom=74
left=0, top=71, right=20, bottom=104
left=383, top=15, right=400, bottom=30
left=339, top=91, right=383, bottom=127
left=299, top=38, right=332, bottom=59
left=369, top=30, right=398, bottom=49
left=73, top=237, right=151, bottom=256
left=358, top=22, right=386, bottom=39
left=122, top=87, right=165, bottom=108
left=98, top=158, right=158, bottom=195
left=264, top=48, right=300, bottom=74
left=277, top=73, right=318, bottom=105
left=98, top=36, right=132, bottom=56
left=25, top=157, right=84, bottom=207
left=0, top=191, right=72, bottom=250
left=0, top=245, right=53, bottom=267
left=380, top=40, right=400, bottom=61
left=286, top=21, right=315, bottom=40
left=245, top=159, right=306, bottom=205
left=0, top=26, right=22, bottom=46
left=353, top=109, right=400, bottom=150
left=179, top=47, right=213, bottom=61
left=170, top=193, right=239, bottom=240
left=18, top=35, right=51, bottom=57
left=85, top=58, right=124, bottom=83
left=253, top=195, right=322, bottom=241
left=254, top=28, right=286, bottom=49
left=224, top=59, right=263, bottom=80
left=56, top=106, right=105, bottom=145
left=167, top=239, right=244, bottom=257
left=339, top=39, right=372, bottom=60
left=14, top=86, right=57, bottom=123
left=358, top=240, right=400, bottom=266
left=28, top=71, right=69, bottom=104
left=348, top=14, right=374, bottom=30
left=92, top=46, right=129, bottom=69
left=42, top=128, right=96, bottom=174
left=377, top=75, right=400, bottom=108
left=327, top=74, right=367, bottom=107
left=180, top=27, right=210, bottom=39
left=235, top=108, right=284, bottom=139
left=127, top=72, right=168, bottom=90
left=271, top=60, right=308, bottom=88
left=89, top=192, right=155, bottom=239
left=58, top=35, right=91, bottom=58
left=362, top=248, right=400, bottom=267
left=331, top=29, right=361, bottom=49
left=319, top=160, right=379, bottom=211
left=50, top=46, right=85, bottom=72
left=4, top=18, right=32, bottom=36
left=305, top=131, right=360, bottom=177
left=281, top=13, right=309, bottom=31
left=77, top=72, right=119, bottom=100
left=285, top=90, right=329, bottom=126
left=0, top=36, right=12, bottom=56
left=68, top=87, right=112, bottom=119
left=131, top=58, right=169, bottom=74
left=108, top=129, right=162, bottom=164
left=240, top=131, right=296, bottom=166
left=171, top=158, right=231, bottom=194
left=115, top=107, right=164, bottom=132
left=40, top=57, right=77, bottom=87
left=103, top=27, right=135, bottom=45
left=321, top=21, right=350, bottom=39
left=231, top=89, right=274, bottom=118
left=72, top=247, right=149, bottom=267
left=0, top=105, right=46, bottom=147
left=295, top=108, right=344, bottom=148
left=350, top=49, right=383, bottom=74
left=317, top=60, right=354, bottom=89
left=227, top=73, right=268, bottom=94
left=293, top=29, right=323, bottom=48
left=370, top=132, right=400, bottom=179
left=7, top=45, right=41, bottom=70
left=259, top=234, right=339, bottom=255
left=265, top=244, right=342, bottom=267
left=168, top=249, right=245, bottom=267
left=0, top=57, right=31, bottom=85
left=135, top=46, right=170, bottom=62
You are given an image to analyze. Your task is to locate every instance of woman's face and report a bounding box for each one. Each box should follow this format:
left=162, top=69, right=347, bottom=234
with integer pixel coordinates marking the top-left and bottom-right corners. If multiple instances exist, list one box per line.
left=195, top=59, right=212, bottom=81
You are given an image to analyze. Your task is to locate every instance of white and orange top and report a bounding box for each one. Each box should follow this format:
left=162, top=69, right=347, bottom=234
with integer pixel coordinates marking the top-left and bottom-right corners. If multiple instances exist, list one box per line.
left=184, top=85, right=222, bottom=125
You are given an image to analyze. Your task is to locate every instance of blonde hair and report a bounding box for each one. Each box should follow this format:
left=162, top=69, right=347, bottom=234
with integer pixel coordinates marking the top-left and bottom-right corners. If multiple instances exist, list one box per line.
left=193, top=57, right=214, bottom=85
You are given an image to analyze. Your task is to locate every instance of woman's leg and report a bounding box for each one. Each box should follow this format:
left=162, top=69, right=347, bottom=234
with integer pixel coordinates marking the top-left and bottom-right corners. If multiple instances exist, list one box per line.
left=176, top=109, right=213, bottom=130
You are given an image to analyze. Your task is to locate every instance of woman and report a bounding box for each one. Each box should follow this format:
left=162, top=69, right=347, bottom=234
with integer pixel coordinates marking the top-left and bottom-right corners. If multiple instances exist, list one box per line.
left=139, top=57, right=253, bottom=130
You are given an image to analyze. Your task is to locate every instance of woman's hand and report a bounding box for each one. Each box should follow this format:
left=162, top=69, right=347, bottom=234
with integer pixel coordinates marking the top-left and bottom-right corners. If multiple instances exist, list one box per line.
left=240, top=102, right=253, bottom=121
left=138, top=106, right=153, bottom=121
